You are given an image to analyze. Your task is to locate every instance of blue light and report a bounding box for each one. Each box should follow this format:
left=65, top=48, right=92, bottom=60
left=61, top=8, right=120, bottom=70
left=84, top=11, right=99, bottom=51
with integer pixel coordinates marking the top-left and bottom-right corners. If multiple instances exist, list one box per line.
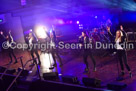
left=50, top=29, right=52, bottom=33
left=0, top=19, right=3, bottom=22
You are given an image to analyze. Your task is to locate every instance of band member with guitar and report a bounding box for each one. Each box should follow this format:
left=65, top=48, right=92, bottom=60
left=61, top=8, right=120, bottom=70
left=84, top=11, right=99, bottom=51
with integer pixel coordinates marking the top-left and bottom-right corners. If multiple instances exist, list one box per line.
left=79, top=31, right=96, bottom=73
left=0, top=30, right=18, bottom=64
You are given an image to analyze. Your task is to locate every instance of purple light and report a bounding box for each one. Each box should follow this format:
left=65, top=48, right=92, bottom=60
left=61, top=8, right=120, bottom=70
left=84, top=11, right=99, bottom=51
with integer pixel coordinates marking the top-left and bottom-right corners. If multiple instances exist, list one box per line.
left=30, top=29, right=32, bottom=32
left=76, top=21, right=79, bottom=24
left=58, top=19, right=65, bottom=24
left=70, top=21, right=73, bottom=24
left=95, top=16, right=98, bottom=19
left=21, top=0, right=26, bottom=6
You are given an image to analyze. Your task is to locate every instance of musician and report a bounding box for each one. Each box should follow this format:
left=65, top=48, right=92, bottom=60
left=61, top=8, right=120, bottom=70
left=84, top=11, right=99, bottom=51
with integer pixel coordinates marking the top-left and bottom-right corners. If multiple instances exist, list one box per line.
left=49, top=26, right=63, bottom=67
left=104, top=26, right=117, bottom=56
left=115, top=30, right=132, bottom=78
left=107, top=26, right=115, bottom=42
left=0, top=30, right=17, bottom=64
left=120, top=25, right=127, bottom=41
left=79, top=31, right=96, bottom=73
left=27, top=32, right=41, bottom=66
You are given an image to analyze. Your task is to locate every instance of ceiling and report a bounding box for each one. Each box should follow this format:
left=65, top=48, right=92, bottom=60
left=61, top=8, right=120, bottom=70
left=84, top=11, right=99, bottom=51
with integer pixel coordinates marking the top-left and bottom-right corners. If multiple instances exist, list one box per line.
left=0, top=0, right=136, bottom=12
left=0, top=0, right=136, bottom=19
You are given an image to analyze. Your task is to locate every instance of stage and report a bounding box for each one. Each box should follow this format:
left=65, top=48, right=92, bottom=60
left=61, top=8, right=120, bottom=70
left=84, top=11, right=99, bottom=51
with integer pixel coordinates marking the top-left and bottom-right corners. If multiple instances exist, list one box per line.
left=0, top=47, right=136, bottom=89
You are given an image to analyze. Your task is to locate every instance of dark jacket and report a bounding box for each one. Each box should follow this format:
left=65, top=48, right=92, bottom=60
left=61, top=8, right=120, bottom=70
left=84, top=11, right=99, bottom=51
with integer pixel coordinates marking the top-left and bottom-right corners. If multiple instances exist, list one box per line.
left=79, top=36, right=90, bottom=50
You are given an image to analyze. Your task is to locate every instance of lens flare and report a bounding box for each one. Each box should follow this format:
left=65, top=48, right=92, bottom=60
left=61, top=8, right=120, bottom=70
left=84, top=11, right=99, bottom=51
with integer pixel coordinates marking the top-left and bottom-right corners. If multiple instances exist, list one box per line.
left=35, top=26, right=47, bottom=39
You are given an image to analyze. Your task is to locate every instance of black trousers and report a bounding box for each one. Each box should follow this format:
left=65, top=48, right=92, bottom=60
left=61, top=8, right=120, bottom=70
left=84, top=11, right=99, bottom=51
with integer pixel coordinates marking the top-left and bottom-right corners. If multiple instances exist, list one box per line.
left=51, top=48, right=62, bottom=65
left=8, top=48, right=17, bottom=62
left=117, top=50, right=131, bottom=71
left=83, top=49, right=96, bottom=69
left=31, top=49, right=41, bottom=64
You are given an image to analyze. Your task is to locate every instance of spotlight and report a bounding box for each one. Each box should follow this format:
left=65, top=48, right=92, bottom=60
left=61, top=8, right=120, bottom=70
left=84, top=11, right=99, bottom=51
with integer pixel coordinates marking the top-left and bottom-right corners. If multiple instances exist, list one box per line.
left=35, top=26, right=47, bottom=39
left=30, top=29, right=32, bottom=32
left=76, top=21, right=79, bottom=24
left=95, top=16, right=97, bottom=19
left=49, top=29, right=52, bottom=33
left=0, top=19, right=3, bottom=23
left=58, top=19, right=64, bottom=24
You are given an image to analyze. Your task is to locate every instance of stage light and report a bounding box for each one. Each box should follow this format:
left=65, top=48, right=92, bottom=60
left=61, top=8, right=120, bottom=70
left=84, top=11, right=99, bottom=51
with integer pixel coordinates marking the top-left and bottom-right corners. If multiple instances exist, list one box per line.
left=70, top=21, right=73, bottom=24
left=79, top=27, right=83, bottom=29
left=0, top=19, right=3, bottom=23
left=79, top=24, right=83, bottom=26
left=95, top=16, right=98, bottom=19
left=35, top=26, right=47, bottom=39
left=21, top=0, right=26, bottom=6
left=58, top=19, right=65, bottom=24
left=76, top=21, right=79, bottom=24
left=49, top=29, right=52, bottom=33
left=30, top=29, right=32, bottom=32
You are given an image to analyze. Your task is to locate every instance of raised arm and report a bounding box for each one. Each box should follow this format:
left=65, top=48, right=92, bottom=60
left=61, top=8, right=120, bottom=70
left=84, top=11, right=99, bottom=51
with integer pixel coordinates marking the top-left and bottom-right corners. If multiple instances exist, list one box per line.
left=0, top=31, right=6, bottom=39
left=9, top=30, right=14, bottom=42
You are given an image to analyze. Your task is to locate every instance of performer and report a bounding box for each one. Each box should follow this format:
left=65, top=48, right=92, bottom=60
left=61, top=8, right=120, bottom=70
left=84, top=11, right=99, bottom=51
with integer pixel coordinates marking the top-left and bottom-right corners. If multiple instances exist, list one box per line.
left=105, top=26, right=117, bottom=56
left=27, top=32, right=41, bottom=66
left=49, top=26, right=63, bottom=67
left=79, top=31, right=96, bottom=73
left=0, top=30, right=18, bottom=64
left=115, top=30, right=132, bottom=78
left=107, top=26, right=115, bottom=42
left=120, top=25, right=127, bottom=41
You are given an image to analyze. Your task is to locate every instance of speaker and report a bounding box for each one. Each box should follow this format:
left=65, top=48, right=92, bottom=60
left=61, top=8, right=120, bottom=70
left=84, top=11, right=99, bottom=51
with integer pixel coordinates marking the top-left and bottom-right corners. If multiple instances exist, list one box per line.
left=62, top=75, right=79, bottom=84
left=82, top=77, right=101, bottom=87
left=43, top=72, right=58, bottom=80
left=18, top=67, right=29, bottom=76
left=107, top=82, right=127, bottom=91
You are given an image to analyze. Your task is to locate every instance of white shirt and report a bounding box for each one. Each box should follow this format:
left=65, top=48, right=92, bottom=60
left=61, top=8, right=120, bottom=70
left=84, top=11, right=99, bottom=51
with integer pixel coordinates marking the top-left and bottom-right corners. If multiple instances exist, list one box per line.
left=6, top=33, right=14, bottom=47
left=6, top=40, right=10, bottom=47
left=120, top=31, right=123, bottom=37
left=50, top=39, right=55, bottom=47
left=116, top=38, right=123, bottom=50
left=29, top=38, right=33, bottom=45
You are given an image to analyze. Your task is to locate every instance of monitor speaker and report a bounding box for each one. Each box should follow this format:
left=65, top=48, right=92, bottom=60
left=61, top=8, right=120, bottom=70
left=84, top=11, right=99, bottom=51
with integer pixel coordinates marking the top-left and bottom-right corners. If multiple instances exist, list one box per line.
left=43, top=72, right=58, bottom=81
left=62, top=75, right=79, bottom=84
left=107, top=82, right=127, bottom=91
left=82, top=77, right=101, bottom=87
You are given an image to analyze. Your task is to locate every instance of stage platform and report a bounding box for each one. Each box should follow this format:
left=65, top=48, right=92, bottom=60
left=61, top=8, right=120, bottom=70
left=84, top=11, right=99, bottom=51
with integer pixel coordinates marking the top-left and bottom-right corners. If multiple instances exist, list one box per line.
left=0, top=48, right=136, bottom=90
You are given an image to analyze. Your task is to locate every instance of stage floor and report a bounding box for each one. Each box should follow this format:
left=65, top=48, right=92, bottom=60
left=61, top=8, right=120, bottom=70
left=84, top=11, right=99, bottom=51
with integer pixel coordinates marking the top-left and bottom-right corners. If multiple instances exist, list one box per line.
left=0, top=49, right=136, bottom=87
